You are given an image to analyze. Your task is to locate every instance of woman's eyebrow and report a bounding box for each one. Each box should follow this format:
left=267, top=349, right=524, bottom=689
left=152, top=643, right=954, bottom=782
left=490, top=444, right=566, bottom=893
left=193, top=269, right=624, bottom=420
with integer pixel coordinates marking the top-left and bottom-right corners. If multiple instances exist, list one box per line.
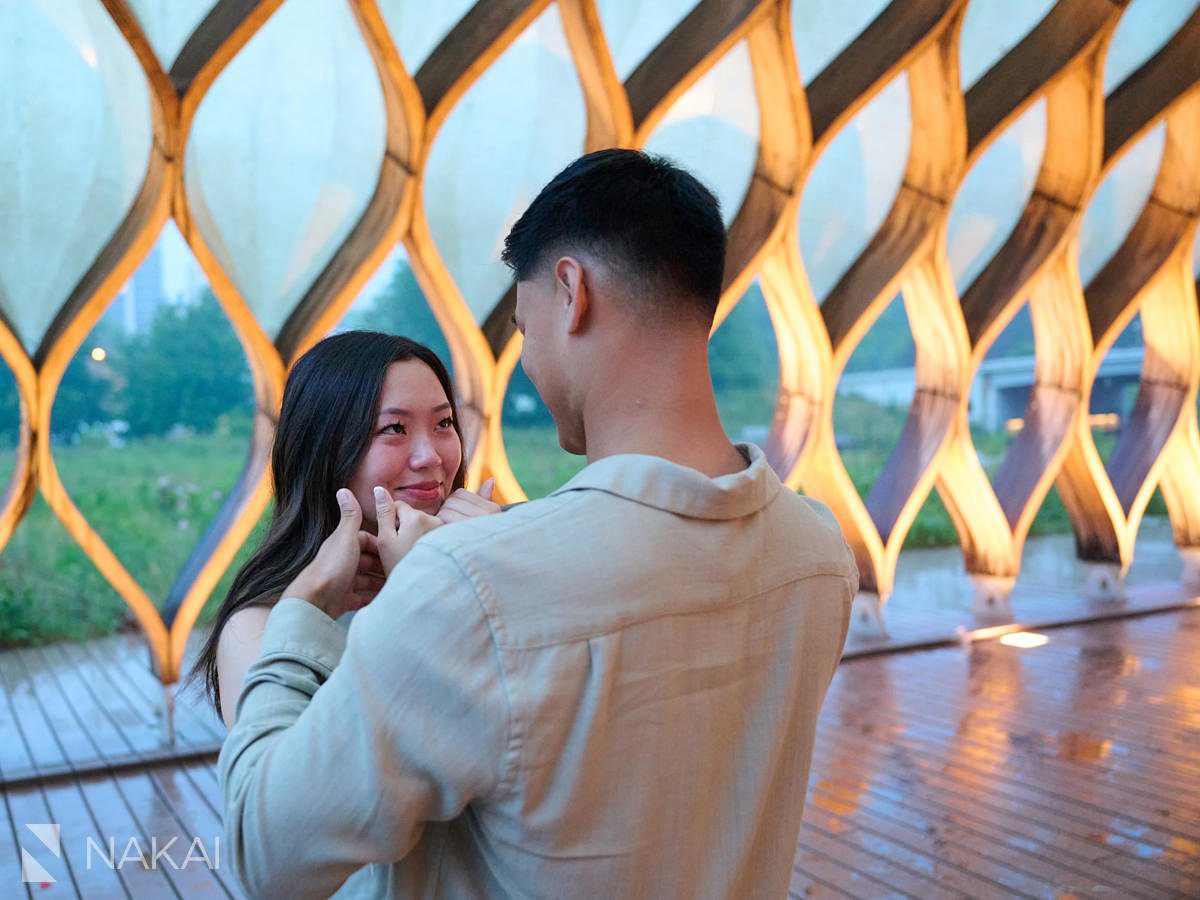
left=379, top=403, right=452, bottom=416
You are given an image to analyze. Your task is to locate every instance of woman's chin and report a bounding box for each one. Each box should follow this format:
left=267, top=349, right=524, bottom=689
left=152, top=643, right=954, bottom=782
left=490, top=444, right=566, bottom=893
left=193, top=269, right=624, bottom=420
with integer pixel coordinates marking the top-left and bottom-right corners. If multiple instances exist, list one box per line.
left=402, top=495, right=442, bottom=517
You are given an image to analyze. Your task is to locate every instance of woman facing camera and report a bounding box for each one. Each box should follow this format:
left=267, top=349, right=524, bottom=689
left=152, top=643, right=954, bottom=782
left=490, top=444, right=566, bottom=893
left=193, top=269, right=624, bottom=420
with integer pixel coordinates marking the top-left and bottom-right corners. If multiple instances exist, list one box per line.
left=191, top=331, right=498, bottom=728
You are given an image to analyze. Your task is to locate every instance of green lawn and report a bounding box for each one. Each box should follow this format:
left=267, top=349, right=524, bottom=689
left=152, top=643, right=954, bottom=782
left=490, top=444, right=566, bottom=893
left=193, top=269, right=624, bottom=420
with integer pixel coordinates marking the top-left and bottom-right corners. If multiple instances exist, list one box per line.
left=0, top=401, right=1173, bottom=646
left=0, top=430, right=266, bottom=646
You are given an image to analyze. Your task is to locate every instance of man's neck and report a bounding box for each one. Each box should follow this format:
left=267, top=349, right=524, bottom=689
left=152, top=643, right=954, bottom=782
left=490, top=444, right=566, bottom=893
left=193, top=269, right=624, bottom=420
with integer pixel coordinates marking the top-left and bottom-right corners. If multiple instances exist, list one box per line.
left=579, top=354, right=747, bottom=479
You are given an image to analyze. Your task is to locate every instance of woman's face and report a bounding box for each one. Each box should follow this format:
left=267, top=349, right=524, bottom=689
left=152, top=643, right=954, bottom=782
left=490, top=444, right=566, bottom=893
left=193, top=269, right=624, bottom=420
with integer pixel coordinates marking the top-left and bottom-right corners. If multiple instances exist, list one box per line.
left=348, top=359, right=463, bottom=525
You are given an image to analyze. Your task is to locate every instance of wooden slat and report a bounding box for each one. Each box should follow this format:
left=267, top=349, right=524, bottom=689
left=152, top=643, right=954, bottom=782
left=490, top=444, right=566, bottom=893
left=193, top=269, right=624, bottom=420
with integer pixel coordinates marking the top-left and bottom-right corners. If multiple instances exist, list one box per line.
left=48, top=642, right=166, bottom=758
left=4, top=783, right=77, bottom=893
left=82, top=634, right=223, bottom=747
left=36, top=778, right=129, bottom=897
left=144, top=765, right=239, bottom=896
left=0, top=785, right=33, bottom=896
left=110, top=768, right=233, bottom=898
left=0, top=641, right=70, bottom=775
left=74, top=774, right=182, bottom=899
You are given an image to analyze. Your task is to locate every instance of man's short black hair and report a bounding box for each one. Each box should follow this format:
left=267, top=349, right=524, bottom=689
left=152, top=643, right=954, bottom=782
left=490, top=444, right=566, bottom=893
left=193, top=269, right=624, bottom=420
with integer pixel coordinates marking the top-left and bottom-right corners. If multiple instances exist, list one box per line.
left=501, top=149, right=727, bottom=320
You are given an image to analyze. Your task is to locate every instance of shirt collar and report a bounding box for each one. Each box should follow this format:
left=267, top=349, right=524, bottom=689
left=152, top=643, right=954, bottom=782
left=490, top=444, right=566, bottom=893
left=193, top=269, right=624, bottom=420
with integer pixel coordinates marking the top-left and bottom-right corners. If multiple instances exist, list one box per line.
left=550, top=443, right=780, bottom=520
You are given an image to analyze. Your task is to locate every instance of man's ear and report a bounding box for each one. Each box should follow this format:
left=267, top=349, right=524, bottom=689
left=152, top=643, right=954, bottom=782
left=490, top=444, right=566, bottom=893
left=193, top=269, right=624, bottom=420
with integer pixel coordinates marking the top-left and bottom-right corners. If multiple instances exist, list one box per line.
left=554, top=256, right=588, bottom=335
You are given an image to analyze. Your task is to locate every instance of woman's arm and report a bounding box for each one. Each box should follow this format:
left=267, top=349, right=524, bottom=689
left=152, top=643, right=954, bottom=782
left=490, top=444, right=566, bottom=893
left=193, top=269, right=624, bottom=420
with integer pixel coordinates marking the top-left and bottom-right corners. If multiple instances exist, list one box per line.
left=216, top=605, right=273, bottom=730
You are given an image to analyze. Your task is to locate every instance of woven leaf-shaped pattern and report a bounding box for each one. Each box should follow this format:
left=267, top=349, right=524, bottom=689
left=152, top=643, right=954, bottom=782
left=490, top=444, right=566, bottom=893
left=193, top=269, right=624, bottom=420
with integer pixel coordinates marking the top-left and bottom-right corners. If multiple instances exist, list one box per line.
left=0, top=0, right=1196, bottom=683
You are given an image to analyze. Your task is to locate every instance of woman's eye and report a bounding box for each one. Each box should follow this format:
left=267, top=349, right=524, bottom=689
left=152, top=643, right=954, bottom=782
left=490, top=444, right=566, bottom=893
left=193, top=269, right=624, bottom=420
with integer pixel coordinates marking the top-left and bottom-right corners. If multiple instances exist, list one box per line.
left=381, top=422, right=407, bottom=435
left=437, top=417, right=454, bottom=429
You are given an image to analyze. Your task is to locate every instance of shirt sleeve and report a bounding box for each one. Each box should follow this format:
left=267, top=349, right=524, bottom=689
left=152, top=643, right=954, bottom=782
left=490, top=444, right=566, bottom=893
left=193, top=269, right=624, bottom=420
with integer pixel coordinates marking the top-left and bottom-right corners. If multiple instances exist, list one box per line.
left=218, top=542, right=513, bottom=899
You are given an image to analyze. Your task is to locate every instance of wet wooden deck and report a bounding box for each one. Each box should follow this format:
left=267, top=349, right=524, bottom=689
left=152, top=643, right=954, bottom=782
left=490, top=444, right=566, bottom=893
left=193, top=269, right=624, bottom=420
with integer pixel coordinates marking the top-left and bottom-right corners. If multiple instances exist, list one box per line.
left=2, top=609, right=1198, bottom=896
left=792, top=607, right=1200, bottom=898
left=0, top=632, right=224, bottom=788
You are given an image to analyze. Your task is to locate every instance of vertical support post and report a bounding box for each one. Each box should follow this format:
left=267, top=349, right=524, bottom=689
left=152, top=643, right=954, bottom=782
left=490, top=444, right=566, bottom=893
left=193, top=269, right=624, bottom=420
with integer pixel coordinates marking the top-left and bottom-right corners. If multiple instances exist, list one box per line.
left=970, top=573, right=1015, bottom=620
left=163, top=682, right=177, bottom=747
left=851, top=591, right=888, bottom=639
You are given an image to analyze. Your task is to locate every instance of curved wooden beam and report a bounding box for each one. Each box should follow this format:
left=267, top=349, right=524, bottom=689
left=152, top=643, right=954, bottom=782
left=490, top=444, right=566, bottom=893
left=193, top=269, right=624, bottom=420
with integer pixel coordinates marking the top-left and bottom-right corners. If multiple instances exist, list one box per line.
left=403, top=0, right=575, bottom=499
left=934, top=18, right=1120, bottom=592
left=558, top=0, right=634, bottom=152
left=806, top=0, right=958, bottom=151
left=818, top=0, right=966, bottom=364
left=274, top=0, right=426, bottom=362
left=965, top=0, right=1121, bottom=160
left=757, top=240, right=830, bottom=483
left=169, top=0, right=277, bottom=95
left=34, top=8, right=176, bottom=669
left=627, top=0, right=771, bottom=142
left=1052, top=86, right=1200, bottom=573
left=995, top=257, right=1095, bottom=539
left=165, top=2, right=403, bottom=678
left=0, top=324, right=38, bottom=555
left=1103, top=5, right=1200, bottom=163
left=97, top=1, right=288, bottom=683
left=417, top=0, right=552, bottom=142
left=402, top=205, right=498, bottom=463
left=795, top=6, right=968, bottom=603
left=1158, top=338, right=1200, bottom=568
left=712, top=0, right=810, bottom=332
left=483, top=330, right=530, bottom=504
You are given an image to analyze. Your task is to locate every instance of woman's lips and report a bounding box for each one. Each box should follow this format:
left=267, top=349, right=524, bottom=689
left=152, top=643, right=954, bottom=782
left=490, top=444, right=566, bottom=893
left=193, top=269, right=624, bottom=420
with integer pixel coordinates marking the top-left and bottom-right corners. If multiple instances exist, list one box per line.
left=395, top=483, right=441, bottom=504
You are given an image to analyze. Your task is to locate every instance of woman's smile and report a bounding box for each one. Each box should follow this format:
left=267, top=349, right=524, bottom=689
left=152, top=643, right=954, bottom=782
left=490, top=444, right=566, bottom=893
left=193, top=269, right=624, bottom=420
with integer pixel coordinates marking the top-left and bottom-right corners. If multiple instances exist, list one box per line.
left=395, top=481, right=442, bottom=506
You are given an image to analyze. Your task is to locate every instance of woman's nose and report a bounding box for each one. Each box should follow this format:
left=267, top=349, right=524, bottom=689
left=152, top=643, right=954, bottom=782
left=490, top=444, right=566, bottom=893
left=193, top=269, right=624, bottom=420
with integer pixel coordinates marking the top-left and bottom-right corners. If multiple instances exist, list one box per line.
left=408, top=434, right=440, bottom=469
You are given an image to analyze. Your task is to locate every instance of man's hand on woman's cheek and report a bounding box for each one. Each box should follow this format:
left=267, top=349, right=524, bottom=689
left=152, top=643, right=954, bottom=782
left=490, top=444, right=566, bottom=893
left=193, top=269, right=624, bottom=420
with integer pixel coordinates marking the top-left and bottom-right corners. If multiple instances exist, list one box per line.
left=374, top=485, right=442, bottom=576
left=284, top=488, right=376, bottom=619
left=437, top=477, right=501, bottom=523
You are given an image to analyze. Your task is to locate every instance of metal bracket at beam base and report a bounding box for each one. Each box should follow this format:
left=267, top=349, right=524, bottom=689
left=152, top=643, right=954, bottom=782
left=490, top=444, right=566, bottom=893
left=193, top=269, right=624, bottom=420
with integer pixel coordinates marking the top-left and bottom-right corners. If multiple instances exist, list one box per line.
left=1083, top=561, right=1126, bottom=602
left=851, top=592, right=888, bottom=639
left=969, top=573, right=1015, bottom=621
left=1180, top=547, right=1200, bottom=590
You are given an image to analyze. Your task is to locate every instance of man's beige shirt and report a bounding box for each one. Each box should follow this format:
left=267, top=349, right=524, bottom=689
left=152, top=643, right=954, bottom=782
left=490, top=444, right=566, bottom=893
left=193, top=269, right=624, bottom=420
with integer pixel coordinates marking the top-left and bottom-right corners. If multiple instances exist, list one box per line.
left=219, top=444, right=857, bottom=898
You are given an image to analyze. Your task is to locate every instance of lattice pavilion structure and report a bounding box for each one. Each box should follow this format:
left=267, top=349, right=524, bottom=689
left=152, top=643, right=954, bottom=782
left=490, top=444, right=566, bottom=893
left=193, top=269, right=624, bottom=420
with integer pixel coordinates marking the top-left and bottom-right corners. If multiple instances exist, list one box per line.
left=2, top=0, right=1199, bottom=700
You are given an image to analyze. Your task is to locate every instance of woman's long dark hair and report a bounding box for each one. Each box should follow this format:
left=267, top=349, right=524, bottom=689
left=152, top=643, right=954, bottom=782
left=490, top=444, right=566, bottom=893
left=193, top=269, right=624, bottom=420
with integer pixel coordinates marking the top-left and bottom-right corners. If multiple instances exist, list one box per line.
left=190, top=331, right=466, bottom=719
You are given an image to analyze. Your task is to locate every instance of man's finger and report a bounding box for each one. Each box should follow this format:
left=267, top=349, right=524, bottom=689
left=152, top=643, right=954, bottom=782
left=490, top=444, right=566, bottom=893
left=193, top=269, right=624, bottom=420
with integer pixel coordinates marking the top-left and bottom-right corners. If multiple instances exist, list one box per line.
left=358, top=530, right=378, bottom=552
left=437, top=488, right=501, bottom=525
left=434, top=501, right=465, bottom=528
left=357, top=551, right=385, bottom=577
left=352, top=573, right=385, bottom=593
left=336, top=488, right=362, bottom=531
left=373, top=485, right=397, bottom=534
left=449, top=489, right=492, bottom=510
left=479, top=477, right=495, bottom=502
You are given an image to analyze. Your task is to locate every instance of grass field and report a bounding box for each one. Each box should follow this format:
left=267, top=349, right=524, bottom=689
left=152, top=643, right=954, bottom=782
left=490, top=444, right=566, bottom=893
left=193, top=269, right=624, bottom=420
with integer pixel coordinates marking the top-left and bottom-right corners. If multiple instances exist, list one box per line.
left=0, top=392, right=1171, bottom=646
left=0, top=430, right=267, bottom=647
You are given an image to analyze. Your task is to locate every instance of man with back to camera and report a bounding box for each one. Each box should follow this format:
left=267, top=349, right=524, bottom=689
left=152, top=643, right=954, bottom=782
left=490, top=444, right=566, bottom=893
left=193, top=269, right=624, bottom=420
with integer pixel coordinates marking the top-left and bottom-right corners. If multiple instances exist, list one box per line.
left=219, top=149, right=859, bottom=898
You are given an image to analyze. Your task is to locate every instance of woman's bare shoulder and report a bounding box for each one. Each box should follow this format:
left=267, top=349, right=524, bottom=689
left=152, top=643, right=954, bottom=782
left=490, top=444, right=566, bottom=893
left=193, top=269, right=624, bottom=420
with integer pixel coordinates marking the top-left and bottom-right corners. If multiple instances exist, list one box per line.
left=217, top=604, right=273, bottom=653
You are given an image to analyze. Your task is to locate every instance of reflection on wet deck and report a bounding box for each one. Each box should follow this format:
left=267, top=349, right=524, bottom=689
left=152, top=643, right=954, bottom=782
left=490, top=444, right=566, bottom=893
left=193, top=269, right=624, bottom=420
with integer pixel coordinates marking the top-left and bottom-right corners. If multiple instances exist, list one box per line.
left=847, top=520, right=1199, bottom=654
left=793, top=608, right=1200, bottom=897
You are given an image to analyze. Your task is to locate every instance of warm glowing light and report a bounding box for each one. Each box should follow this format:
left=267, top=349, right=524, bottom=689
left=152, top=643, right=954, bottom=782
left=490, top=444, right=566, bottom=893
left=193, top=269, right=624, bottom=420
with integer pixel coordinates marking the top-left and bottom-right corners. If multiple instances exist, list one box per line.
left=80, top=44, right=98, bottom=68
left=90, top=347, right=107, bottom=362
left=1000, top=631, right=1048, bottom=649
left=1007, top=413, right=1120, bottom=434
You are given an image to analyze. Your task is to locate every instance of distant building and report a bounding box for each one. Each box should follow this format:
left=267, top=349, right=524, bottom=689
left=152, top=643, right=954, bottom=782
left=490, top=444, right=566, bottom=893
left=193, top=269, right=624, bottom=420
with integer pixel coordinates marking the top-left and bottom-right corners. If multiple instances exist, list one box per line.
left=111, top=224, right=208, bottom=334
